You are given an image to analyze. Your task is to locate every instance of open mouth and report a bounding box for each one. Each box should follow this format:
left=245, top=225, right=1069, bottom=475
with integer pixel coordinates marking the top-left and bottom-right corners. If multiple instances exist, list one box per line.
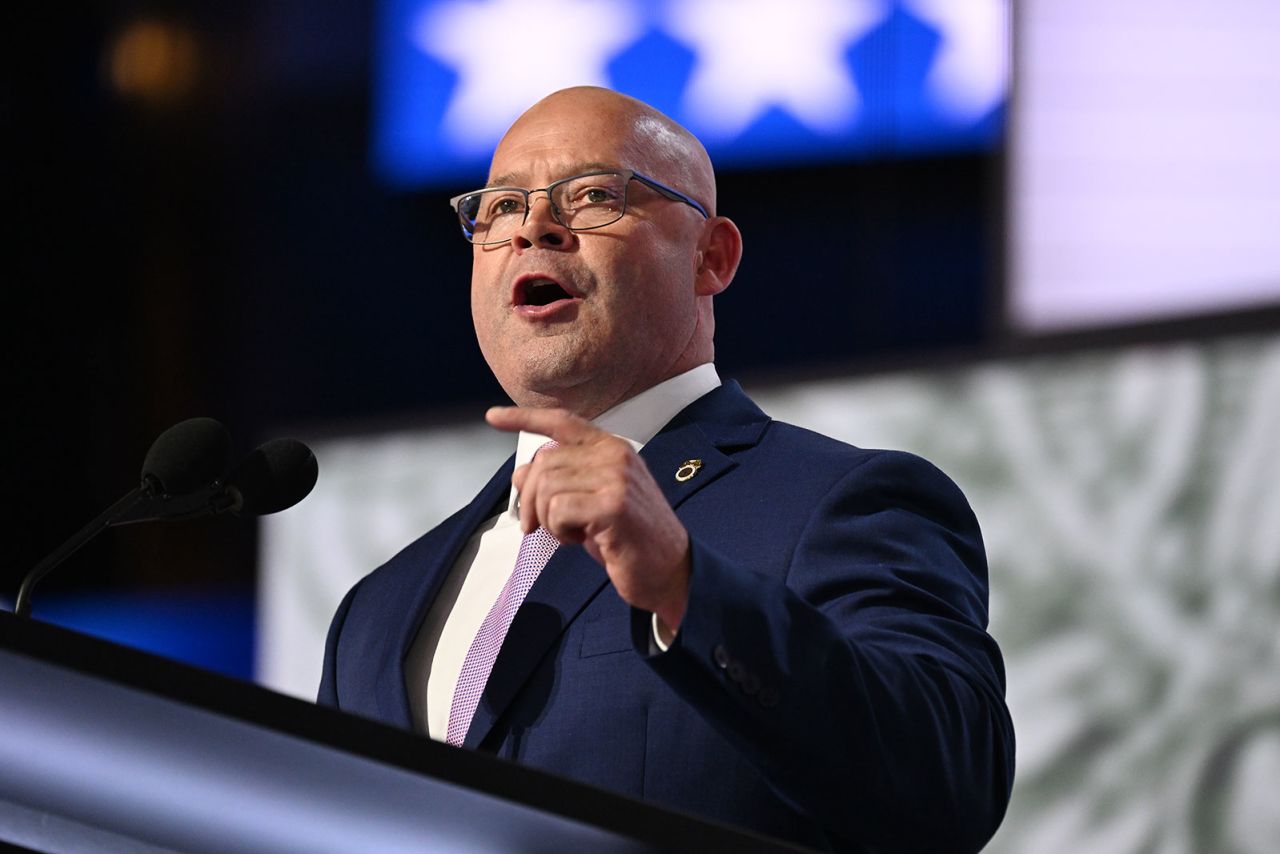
left=514, top=275, right=578, bottom=309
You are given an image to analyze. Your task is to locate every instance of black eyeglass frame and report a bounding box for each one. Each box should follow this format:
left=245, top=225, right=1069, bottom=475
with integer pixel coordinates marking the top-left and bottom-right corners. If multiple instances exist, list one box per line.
left=448, top=168, right=709, bottom=245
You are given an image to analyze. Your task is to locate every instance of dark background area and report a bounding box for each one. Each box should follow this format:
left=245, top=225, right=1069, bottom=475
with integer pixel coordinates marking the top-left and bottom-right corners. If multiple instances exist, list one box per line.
left=6, top=2, right=995, bottom=613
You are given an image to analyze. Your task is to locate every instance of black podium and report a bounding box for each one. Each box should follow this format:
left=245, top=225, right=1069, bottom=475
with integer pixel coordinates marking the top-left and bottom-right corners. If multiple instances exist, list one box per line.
left=0, top=611, right=803, bottom=853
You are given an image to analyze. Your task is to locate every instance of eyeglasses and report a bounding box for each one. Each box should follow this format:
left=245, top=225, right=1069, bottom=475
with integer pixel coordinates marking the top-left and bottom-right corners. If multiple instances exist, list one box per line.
left=449, top=168, right=709, bottom=245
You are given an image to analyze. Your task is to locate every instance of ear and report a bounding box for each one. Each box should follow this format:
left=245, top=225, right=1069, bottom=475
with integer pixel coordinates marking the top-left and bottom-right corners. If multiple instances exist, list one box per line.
left=693, top=216, right=743, bottom=297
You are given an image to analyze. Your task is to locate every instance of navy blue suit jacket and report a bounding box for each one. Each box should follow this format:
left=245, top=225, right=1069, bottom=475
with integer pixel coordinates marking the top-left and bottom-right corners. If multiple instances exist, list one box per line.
left=319, top=382, right=1014, bottom=852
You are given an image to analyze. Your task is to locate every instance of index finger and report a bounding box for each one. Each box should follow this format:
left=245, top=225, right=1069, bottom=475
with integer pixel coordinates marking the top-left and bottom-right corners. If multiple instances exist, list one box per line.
left=485, top=406, right=603, bottom=445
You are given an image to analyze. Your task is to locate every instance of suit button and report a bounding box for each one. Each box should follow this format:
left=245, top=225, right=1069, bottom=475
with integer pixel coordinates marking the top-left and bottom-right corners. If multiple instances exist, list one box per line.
left=713, top=644, right=730, bottom=670
left=759, top=687, right=780, bottom=708
left=741, top=673, right=761, bottom=696
left=728, top=660, right=746, bottom=683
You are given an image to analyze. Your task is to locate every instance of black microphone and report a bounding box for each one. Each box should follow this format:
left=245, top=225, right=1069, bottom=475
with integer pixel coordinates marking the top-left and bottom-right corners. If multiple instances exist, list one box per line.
left=13, top=418, right=232, bottom=618
left=222, top=438, right=318, bottom=516
left=142, top=416, right=234, bottom=496
left=114, top=437, right=319, bottom=523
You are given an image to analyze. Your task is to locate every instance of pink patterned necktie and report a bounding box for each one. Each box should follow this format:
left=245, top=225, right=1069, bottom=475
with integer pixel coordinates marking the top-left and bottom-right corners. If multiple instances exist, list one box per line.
left=446, top=441, right=560, bottom=747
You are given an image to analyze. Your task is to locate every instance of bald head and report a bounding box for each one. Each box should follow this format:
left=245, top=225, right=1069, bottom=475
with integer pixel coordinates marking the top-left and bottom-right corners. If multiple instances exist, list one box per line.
left=492, top=86, right=718, bottom=215
left=470, top=86, right=742, bottom=417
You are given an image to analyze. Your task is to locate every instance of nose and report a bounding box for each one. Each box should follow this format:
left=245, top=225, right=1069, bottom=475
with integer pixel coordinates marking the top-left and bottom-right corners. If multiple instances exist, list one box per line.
left=512, top=191, right=573, bottom=253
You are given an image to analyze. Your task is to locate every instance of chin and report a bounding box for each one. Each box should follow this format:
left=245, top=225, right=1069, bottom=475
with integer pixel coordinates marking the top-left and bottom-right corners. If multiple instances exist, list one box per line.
left=508, top=370, right=611, bottom=414
left=498, top=367, right=581, bottom=409
left=492, top=339, right=623, bottom=411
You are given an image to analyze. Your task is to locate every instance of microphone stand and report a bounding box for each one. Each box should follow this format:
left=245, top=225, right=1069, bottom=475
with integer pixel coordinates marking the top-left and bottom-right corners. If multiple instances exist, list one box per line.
left=11, top=430, right=314, bottom=618
left=11, top=416, right=235, bottom=619
left=11, top=481, right=244, bottom=618
left=14, top=488, right=149, bottom=618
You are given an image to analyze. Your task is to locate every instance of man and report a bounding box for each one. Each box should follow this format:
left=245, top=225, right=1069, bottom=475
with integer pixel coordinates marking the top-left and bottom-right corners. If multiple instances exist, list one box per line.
left=320, top=86, right=1014, bottom=852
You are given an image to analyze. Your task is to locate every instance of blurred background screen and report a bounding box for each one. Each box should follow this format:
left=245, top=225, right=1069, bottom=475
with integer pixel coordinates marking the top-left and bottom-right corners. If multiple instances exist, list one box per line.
left=1008, top=0, right=1280, bottom=333
left=372, top=0, right=1007, bottom=185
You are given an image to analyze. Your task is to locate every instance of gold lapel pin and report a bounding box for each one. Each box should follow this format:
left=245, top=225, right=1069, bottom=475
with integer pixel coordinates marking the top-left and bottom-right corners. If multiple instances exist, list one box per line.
left=675, top=459, right=703, bottom=483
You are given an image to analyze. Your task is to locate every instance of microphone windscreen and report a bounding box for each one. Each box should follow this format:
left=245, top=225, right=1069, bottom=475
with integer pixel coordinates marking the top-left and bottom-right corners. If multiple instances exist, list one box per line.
left=141, top=417, right=232, bottom=496
left=228, top=438, right=318, bottom=515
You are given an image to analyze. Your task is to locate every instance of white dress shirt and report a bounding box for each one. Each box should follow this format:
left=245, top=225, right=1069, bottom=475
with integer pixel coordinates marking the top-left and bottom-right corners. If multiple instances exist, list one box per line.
left=406, top=364, right=722, bottom=740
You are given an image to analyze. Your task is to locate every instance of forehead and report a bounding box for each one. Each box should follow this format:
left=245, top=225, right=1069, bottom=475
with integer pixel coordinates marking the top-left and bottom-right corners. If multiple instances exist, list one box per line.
left=488, top=161, right=620, bottom=190
left=486, top=102, right=646, bottom=187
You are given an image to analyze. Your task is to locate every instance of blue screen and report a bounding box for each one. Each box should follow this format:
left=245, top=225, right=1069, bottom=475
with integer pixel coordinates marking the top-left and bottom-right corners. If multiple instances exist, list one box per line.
left=372, top=0, right=1008, bottom=187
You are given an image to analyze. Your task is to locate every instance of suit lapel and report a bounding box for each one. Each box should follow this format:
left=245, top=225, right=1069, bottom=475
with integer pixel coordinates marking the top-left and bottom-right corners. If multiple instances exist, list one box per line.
left=466, top=381, right=770, bottom=748
left=378, top=456, right=514, bottom=727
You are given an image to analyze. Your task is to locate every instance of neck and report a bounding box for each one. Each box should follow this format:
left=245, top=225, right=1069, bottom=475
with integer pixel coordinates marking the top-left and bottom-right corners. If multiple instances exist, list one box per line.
left=519, top=357, right=714, bottom=419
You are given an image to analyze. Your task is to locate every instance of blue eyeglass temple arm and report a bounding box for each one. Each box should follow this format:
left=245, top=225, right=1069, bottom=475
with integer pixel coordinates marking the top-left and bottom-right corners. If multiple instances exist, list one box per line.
left=630, top=171, right=709, bottom=219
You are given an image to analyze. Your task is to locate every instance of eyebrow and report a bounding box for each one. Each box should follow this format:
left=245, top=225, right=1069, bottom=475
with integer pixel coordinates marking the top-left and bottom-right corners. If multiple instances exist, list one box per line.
left=486, top=162, right=620, bottom=189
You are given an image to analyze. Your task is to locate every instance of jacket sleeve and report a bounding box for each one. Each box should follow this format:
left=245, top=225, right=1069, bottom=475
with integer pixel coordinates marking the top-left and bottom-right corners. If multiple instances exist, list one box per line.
left=639, top=449, right=1015, bottom=853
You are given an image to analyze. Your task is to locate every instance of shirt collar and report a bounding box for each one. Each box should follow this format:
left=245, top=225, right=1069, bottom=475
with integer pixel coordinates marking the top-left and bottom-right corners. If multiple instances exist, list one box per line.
left=507, top=363, right=721, bottom=516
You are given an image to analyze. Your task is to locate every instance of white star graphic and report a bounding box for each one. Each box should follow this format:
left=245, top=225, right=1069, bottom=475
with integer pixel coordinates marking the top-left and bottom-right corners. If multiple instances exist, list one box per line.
left=662, top=0, right=888, bottom=140
left=413, top=0, right=644, bottom=153
left=902, top=0, right=1009, bottom=122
